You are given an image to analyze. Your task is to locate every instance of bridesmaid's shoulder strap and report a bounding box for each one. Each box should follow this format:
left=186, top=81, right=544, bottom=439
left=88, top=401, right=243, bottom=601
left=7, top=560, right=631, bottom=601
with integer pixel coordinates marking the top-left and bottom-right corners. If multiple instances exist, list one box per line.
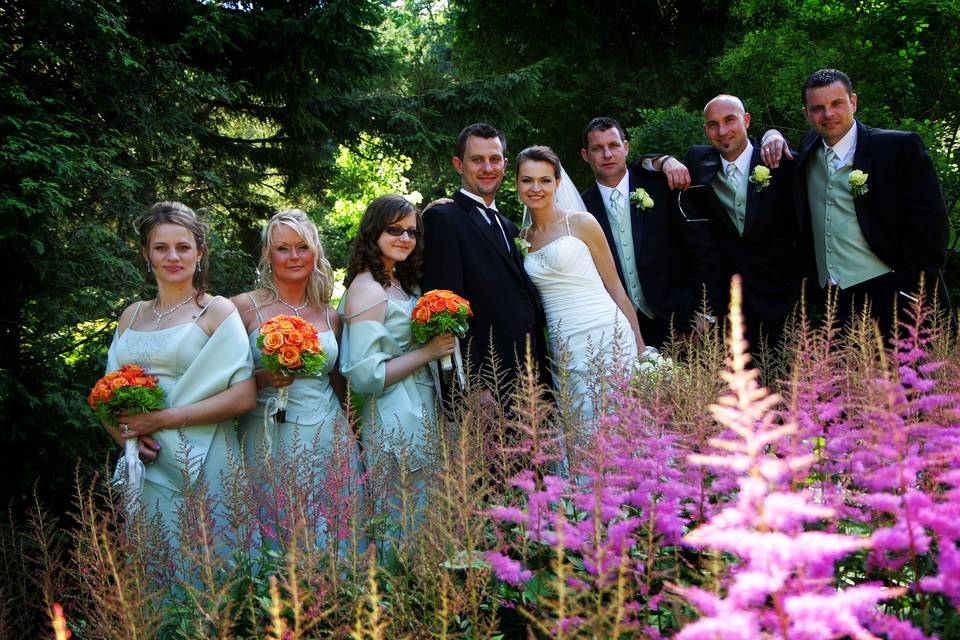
left=324, top=304, right=332, bottom=329
left=245, top=292, right=264, bottom=323
left=119, top=301, right=144, bottom=335
left=193, top=295, right=222, bottom=323
left=129, top=301, right=145, bottom=324
left=343, top=297, right=388, bottom=321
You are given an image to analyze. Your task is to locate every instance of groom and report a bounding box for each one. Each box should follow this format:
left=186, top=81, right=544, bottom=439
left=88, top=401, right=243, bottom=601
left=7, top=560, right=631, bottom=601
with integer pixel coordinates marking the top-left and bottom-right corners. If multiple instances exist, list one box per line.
left=421, top=123, right=551, bottom=399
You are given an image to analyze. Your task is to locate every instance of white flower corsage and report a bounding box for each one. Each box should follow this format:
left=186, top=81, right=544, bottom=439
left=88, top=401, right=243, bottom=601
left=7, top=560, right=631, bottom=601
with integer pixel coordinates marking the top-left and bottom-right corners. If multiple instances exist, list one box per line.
left=514, top=235, right=531, bottom=257
left=629, top=188, right=655, bottom=211
left=749, top=165, right=772, bottom=192
left=848, top=170, right=869, bottom=198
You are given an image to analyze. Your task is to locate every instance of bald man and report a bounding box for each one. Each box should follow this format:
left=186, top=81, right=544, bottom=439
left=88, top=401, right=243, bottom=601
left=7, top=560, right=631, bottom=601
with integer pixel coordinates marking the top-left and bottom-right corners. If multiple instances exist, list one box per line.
left=681, top=95, right=802, bottom=351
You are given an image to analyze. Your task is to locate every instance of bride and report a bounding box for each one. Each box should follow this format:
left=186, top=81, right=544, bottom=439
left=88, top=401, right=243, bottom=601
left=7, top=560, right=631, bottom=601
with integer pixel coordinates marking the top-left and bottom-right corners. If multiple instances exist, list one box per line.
left=516, top=145, right=645, bottom=422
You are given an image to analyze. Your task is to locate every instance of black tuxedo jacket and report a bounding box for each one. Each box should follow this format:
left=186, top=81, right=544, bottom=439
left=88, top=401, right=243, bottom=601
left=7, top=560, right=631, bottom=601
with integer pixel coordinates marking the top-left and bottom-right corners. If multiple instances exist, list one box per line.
left=794, top=120, right=949, bottom=293
left=421, top=190, right=550, bottom=390
left=682, top=141, right=802, bottom=321
left=581, top=165, right=722, bottom=328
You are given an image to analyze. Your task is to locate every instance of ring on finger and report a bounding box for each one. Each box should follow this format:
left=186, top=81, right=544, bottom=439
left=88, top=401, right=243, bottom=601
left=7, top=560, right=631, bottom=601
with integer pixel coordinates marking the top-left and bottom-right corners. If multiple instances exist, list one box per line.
left=120, top=423, right=130, bottom=435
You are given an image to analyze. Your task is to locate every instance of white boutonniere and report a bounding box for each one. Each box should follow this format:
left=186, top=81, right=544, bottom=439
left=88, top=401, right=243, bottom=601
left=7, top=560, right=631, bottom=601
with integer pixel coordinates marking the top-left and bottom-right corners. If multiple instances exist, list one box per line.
left=629, top=188, right=655, bottom=211
left=848, top=170, right=869, bottom=198
left=514, top=235, right=531, bottom=257
left=749, top=165, right=772, bottom=192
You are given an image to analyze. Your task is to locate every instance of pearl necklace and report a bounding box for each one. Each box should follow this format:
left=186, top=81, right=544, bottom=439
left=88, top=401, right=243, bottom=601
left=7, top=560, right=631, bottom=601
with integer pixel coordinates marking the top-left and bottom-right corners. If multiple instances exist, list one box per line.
left=277, top=295, right=309, bottom=316
left=153, top=293, right=196, bottom=329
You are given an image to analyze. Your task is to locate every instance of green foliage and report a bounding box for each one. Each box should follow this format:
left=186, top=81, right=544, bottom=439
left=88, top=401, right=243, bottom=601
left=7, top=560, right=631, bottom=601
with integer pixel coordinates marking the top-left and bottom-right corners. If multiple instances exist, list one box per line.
left=410, top=306, right=471, bottom=344
left=90, top=384, right=166, bottom=428
left=627, top=107, right=705, bottom=161
left=448, top=0, right=732, bottom=187
left=317, top=137, right=421, bottom=266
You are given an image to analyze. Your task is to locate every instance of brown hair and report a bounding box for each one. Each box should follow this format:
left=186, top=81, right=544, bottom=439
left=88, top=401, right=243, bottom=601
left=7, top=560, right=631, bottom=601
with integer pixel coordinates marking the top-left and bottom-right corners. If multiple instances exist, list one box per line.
left=345, top=195, right=422, bottom=294
left=456, top=122, right=507, bottom=159
left=802, top=68, right=853, bottom=106
left=133, top=201, right=209, bottom=300
left=515, top=145, right=562, bottom=178
left=581, top=116, right=627, bottom=148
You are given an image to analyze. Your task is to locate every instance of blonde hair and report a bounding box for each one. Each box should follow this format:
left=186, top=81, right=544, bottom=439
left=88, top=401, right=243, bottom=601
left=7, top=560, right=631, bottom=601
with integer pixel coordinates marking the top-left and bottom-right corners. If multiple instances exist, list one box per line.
left=257, top=209, right=334, bottom=305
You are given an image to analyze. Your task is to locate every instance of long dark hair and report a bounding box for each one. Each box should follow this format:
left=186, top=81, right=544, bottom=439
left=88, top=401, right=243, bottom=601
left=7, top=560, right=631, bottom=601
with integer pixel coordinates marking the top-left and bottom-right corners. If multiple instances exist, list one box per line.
left=345, top=195, right=423, bottom=294
left=133, top=201, right=209, bottom=301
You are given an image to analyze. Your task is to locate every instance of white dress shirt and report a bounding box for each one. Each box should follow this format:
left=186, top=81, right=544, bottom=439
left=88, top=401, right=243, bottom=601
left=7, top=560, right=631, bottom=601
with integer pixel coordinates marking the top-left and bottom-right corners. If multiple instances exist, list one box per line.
left=720, top=141, right=754, bottom=185
left=460, top=187, right=510, bottom=250
left=823, top=124, right=858, bottom=170
left=596, top=172, right=631, bottom=216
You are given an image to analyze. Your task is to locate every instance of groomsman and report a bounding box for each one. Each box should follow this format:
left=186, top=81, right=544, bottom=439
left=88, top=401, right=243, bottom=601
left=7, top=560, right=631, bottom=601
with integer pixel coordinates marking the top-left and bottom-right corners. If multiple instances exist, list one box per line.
left=682, top=95, right=802, bottom=350
left=421, top=123, right=551, bottom=398
left=579, top=117, right=722, bottom=347
left=762, top=69, right=952, bottom=335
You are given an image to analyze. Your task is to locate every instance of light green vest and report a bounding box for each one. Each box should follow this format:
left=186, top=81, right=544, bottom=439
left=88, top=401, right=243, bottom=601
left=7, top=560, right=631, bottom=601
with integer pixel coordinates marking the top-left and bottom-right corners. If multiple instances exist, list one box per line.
left=605, top=193, right=652, bottom=318
left=712, top=166, right=748, bottom=235
left=807, top=145, right=890, bottom=288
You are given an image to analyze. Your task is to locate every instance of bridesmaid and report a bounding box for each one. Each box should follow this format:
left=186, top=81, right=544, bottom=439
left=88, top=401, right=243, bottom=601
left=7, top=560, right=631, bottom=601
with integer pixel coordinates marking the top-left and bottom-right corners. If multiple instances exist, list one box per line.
left=233, top=209, right=348, bottom=461
left=105, top=201, right=256, bottom=536
left=340, top=195, right=454, bottom=476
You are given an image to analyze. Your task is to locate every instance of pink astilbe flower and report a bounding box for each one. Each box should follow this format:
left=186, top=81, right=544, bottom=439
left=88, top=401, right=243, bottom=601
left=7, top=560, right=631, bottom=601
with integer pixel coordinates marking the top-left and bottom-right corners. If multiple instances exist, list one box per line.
left=918, top=540, right=960, bottom=606
left=817, top=294, right=960, bottom=599
left=484, top=551, right=532, bottom=586
left=485, top=349, right=709, bottom=635
left=673, top=276, right=921, bottom=639
left=783, top=585, right=907, bottom=640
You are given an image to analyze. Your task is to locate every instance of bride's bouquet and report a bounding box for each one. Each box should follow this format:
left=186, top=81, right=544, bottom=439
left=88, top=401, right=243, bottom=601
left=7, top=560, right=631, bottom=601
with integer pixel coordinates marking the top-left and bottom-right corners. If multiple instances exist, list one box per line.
left=88, top=364, right=165, bottom=510
left=256, top=314, right=326, bottom=424
left=411, top=289, right=472, bottom=374
left=635, top=346, right=677, bottom=382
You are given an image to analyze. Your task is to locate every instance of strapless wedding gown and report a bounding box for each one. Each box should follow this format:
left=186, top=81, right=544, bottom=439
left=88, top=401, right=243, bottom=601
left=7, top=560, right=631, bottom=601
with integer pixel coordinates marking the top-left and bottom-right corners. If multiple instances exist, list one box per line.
left=524, top=220, right=637, bottom=422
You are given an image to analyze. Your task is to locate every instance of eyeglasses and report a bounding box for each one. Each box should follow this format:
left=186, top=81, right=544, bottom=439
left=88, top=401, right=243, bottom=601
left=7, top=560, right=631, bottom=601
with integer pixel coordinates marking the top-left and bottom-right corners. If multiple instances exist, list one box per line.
left=385, top=225, right=422, bottom=240
left=677, top=185, right=710, bottom=223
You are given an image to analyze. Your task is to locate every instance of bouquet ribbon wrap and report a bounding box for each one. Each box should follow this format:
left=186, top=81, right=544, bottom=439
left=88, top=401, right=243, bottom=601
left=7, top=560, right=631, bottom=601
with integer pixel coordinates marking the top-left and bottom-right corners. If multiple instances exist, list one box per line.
left=122, top=439, right=146, bottom=513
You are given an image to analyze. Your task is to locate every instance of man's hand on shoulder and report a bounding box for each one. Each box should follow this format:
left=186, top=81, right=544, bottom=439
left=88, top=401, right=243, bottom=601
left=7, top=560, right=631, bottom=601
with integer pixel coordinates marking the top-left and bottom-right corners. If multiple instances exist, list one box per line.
left=660, top=156, right=691, bottom=191
left=634, top=155, right=692, bottom=190
left=423, top=197, right=454, bottom=213
left=760, top=130, right=794, bottom=169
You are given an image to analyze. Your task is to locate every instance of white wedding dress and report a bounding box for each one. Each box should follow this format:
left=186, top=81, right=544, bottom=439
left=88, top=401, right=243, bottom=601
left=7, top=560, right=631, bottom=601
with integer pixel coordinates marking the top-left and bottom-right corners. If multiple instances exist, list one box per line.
left=524, top=212, right=637, bottom=423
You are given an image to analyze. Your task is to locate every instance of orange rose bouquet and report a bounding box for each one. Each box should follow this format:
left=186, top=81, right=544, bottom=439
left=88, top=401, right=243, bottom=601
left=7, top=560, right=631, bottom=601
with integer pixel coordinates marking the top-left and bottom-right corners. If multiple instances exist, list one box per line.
left=411, top=289, right=472, bottom=372
left=256, top=314, right=326, bottom=423
left=88, top=364, right=165, bottom=426
left=88, top=364, right=165, bottom=510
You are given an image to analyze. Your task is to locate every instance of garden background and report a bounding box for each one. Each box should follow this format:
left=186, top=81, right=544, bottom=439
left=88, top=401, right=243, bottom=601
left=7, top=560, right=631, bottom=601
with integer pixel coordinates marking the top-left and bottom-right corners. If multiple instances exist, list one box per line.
left=2, top=0, right=959, bottom=582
